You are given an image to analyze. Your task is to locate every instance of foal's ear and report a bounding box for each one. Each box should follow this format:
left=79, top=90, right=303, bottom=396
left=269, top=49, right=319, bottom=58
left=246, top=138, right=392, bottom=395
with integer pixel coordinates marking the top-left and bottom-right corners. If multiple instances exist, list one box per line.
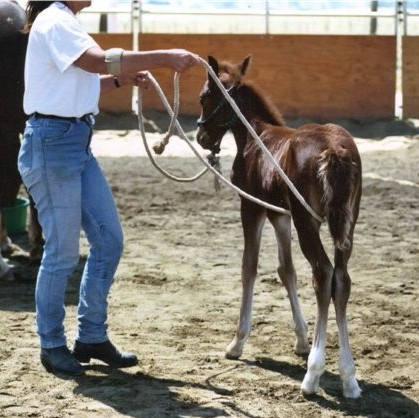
left=239, top=55, right=252, bottom=76
left=207, top=55, right=219, bottom=77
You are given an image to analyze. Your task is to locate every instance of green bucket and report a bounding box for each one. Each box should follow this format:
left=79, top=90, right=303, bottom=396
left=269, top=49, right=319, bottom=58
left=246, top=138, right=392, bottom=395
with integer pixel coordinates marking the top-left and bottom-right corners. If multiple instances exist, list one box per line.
left=2, top=197, right=30, bottom=235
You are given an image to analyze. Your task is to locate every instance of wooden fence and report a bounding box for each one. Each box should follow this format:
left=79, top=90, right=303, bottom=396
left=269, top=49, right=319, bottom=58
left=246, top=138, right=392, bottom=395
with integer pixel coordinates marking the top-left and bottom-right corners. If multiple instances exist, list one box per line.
left=93, top=33, right=419, bottom=121
left=403, top=36, right=419, bottom=119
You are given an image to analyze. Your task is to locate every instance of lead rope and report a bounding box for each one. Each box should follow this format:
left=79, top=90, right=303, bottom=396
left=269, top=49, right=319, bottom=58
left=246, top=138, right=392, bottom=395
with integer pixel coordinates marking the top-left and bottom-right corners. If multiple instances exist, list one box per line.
left=150, top=72, right=222, bottom=190
left=196, top=57, right=324, bottom=223
left=137, top=60, right=324, bottom=222
left=137, top=74, right=291, bottom=215
left=138, top=72, right=208, bottom=182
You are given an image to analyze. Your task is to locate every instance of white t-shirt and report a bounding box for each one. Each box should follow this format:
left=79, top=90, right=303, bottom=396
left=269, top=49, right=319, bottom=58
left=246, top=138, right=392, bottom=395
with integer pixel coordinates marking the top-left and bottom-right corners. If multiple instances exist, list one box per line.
left=24, top=2, right=100, bottom=117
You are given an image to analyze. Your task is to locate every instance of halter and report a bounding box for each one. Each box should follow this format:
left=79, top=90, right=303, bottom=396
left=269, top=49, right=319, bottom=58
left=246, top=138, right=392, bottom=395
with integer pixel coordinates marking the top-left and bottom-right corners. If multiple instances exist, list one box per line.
left=138, top=58, right=324, bottom=222
left=196, top=84, right=239, bottom=131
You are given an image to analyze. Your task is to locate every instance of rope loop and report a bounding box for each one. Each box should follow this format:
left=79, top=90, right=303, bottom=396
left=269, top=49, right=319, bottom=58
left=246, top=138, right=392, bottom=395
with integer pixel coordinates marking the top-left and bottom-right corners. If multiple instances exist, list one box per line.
left=196, top=57, right=324, bottom=223
left=138, top=73, right=208, bottom=183
left=137, top=58, right=325, bottom=222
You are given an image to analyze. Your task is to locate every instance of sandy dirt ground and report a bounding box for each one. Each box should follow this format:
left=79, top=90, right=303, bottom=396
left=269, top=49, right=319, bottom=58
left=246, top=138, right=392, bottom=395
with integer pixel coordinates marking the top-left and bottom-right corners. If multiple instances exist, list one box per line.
left=1, top=121, right=419, bottom=418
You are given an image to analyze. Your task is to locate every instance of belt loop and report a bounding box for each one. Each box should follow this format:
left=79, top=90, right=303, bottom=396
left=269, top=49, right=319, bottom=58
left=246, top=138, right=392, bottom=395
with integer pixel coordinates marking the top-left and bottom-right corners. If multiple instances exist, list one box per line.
left=85, top=113, right=95, bottom=126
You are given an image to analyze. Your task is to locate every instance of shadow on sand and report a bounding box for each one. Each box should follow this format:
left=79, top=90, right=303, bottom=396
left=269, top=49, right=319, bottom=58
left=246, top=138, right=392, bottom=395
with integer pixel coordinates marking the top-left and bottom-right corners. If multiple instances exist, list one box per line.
left=251, top=356, right=419, bottom=418
left=72, top=365, right=245, bottom=418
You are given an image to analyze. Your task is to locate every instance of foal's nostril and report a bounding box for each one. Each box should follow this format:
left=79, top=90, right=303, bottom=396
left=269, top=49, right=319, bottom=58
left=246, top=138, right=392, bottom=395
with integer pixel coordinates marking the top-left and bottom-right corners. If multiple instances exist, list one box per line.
left=196, top=129, right=204, bottom=145
left=196, top=130, right=211, bottom=149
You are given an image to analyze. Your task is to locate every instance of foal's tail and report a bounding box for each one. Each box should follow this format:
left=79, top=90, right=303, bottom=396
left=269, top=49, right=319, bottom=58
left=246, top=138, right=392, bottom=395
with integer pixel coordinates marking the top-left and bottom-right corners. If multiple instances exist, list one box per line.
left=317, top=145, right=360, bottom=251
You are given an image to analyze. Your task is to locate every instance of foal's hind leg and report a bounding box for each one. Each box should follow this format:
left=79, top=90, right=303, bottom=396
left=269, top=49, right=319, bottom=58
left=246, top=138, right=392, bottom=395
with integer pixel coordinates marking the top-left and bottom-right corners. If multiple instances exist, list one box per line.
left=293, top=216, right=334, bottom=396
left=333, top=247, right=361, bottom=398
left=268, top=213, right=310, bottom=355
left=226, top=205, right=266, bottom=359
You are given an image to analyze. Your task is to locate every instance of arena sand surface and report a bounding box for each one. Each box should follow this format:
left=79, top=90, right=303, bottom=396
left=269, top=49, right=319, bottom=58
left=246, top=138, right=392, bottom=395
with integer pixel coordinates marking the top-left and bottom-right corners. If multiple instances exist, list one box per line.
left=0, top=122, right=418, bottom=418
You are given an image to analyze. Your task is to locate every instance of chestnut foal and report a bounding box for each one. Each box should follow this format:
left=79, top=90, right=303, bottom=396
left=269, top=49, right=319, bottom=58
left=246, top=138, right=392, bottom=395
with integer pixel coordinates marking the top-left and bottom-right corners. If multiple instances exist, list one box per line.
left=196, top=55, right=362, bottom=398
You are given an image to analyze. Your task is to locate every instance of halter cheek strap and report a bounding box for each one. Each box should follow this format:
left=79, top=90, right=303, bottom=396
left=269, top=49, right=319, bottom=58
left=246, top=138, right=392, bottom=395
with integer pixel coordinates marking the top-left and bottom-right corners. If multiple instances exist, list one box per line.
left=196, top=85, right=239, bottom=129
left=105, top=48, right=124, bottom=75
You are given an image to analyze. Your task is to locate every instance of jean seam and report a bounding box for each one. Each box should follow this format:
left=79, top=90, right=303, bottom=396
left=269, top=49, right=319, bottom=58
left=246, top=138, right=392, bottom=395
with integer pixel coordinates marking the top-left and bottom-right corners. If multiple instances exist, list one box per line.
left=38, top=130, right=68, bottom=349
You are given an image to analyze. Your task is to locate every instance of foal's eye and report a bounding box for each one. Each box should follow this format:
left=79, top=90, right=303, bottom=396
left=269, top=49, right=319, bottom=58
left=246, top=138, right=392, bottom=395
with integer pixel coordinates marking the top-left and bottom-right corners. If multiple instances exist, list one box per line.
left=199, top=90, right=211, bottom=104
left=199, top=93, right=208, bottom=104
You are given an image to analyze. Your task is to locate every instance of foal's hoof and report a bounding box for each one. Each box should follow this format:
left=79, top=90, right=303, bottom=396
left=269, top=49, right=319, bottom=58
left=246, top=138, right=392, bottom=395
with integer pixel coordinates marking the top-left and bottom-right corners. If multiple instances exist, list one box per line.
left=343, top=378, right=362, bottom=398
left=225, top=340, right=243, bottom=360
left=301, top=372, right=320, bottom=396
left=225, top=351, right=241, bottom=360
left=294, top=341, right=311, bottom=356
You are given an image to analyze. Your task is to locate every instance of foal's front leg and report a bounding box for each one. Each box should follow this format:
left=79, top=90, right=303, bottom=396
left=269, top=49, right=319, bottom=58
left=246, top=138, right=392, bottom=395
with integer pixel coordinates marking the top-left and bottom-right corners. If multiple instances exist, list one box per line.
left=269, top=213, right=310, bottom=355
left=226, top=206, right=266, bottom=359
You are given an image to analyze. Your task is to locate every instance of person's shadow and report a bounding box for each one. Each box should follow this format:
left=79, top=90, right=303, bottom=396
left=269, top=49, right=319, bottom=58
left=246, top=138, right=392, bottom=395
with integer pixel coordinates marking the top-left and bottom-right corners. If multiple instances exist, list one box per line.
left=72, top=365, right=253, bottom=418
left=68, top=355, right=419, bottom=418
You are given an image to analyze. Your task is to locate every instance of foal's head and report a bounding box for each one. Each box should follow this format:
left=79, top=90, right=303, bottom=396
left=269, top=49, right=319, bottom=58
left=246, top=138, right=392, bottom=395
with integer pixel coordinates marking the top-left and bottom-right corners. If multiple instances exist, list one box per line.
left=196, top=55, right=251, bottom=152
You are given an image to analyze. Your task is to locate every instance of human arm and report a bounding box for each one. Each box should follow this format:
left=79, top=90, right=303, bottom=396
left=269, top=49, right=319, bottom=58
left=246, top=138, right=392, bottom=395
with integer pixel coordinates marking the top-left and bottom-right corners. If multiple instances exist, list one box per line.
left=74, top=46, right=200, bottom=75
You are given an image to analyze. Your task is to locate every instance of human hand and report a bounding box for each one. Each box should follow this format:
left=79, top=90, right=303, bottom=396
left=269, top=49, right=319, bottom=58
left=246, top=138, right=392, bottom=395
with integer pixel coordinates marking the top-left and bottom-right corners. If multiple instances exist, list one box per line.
left=167, top=49, right=200, bottom=72
left=117, top=71, right=151, bottom=89
left=135, top=71, right=151, bottom=90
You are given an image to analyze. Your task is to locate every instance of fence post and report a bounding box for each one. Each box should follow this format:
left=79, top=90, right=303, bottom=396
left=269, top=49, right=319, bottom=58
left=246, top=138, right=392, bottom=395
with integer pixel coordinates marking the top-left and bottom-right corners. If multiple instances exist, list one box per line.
left=99, top=13, right=108, bottom=33
left=370, top=0, right=378, bottom=35
left=265, top=0, right=270, bottom=35
left=132, top=0, right=140, bottom=50
left=395, top=1, right=404, bottom=119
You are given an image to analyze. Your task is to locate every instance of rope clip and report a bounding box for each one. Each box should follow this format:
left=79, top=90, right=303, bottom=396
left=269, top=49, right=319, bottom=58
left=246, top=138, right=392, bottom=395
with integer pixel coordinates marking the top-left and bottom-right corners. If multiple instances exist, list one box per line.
left=207, top=151, right=222, bottom=192
left=207, top=152, right=220, bottom=168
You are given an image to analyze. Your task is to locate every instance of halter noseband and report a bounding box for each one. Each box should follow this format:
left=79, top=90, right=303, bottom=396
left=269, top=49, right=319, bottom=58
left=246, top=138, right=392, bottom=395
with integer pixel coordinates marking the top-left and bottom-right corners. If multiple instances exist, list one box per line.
left=197, top=84, right=239, bottom=131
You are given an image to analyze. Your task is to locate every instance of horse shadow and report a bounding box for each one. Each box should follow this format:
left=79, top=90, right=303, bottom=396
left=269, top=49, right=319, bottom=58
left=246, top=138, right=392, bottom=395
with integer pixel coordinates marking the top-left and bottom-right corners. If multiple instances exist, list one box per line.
left=71, top=365, right=237, bottom=418
left=71, top=356, right=419, bottom=418
left=246, top=356, right=419, bottom=418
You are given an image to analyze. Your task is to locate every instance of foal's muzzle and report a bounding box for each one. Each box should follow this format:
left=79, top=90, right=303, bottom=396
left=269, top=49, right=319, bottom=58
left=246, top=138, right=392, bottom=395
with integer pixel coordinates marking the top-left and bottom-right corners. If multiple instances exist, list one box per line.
left=196, top=128, right=222, bottom=154
left=196, top=127, right=212, bottom=150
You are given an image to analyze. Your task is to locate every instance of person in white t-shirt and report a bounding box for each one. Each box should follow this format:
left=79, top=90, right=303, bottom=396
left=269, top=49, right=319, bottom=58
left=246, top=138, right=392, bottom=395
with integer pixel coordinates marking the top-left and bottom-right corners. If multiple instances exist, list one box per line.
left=18, top=0, right=199, bottom=377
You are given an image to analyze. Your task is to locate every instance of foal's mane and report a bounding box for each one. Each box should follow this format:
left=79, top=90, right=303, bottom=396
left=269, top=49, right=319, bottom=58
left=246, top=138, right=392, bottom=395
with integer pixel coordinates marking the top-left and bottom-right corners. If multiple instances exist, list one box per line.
left=241, top=81, right=286, bottom=127
left=218, top=60, right=285, bottom=127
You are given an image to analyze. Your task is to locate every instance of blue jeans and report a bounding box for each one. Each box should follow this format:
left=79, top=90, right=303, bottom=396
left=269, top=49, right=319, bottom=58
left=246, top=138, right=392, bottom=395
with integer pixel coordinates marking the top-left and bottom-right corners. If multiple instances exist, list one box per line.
left=18, top=115, right=124, bottom=349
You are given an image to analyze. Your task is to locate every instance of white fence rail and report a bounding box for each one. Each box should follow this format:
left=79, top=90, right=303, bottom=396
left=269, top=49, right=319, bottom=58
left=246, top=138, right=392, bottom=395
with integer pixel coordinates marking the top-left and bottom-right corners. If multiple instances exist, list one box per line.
left=79, top=1, right=419, bottom=36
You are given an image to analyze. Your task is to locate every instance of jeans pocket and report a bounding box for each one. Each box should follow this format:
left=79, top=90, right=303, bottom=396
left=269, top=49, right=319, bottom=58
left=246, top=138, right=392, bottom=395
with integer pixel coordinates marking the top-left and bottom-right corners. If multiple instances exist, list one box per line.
left=42, top=119, right=73, bottom=143
left=18, top=128, right=33, bottom=179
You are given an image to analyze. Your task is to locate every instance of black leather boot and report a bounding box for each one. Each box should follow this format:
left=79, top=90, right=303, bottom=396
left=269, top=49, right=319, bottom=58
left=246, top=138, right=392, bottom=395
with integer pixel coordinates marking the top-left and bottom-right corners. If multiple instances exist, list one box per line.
left=73, top=340, right=138, bottom=368
left=41, top=346, right=85, bottom=376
